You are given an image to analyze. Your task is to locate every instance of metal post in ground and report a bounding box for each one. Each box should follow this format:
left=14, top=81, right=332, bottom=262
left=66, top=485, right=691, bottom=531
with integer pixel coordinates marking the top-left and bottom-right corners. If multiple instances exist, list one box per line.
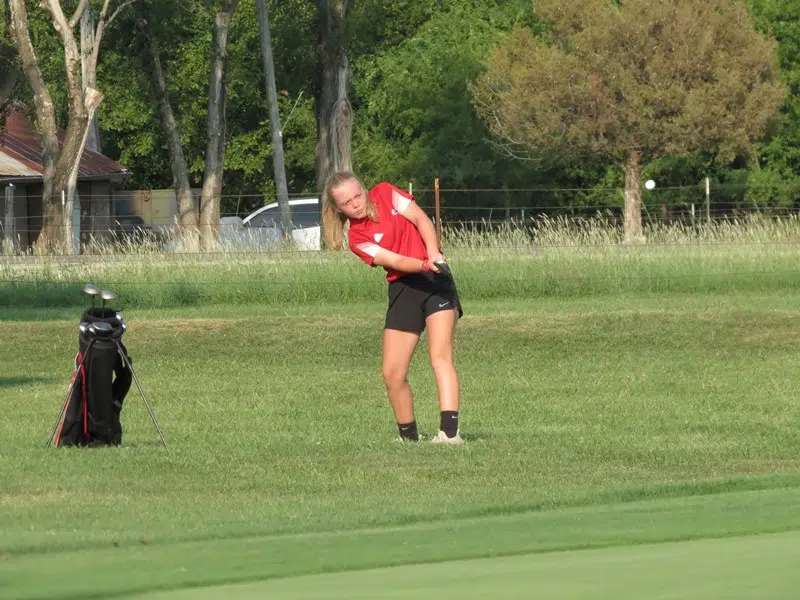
left=435, top=178, right=441, bottom=248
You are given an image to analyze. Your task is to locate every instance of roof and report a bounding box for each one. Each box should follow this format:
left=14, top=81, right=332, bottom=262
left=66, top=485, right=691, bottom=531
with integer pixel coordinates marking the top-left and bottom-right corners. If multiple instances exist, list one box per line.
left=0, top=109, right=129, bottom=180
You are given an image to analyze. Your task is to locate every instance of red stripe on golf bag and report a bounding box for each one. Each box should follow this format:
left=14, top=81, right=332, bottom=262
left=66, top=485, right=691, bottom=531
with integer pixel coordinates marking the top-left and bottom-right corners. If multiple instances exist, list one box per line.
left=53, top=352, right=82, bottom=446
left=80, top=353, right=88, bottom=440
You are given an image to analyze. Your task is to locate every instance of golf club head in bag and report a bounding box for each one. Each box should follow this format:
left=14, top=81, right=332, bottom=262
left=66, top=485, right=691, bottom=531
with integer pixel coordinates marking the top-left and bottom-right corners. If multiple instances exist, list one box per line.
left=83, top=284, right=101, bottom=309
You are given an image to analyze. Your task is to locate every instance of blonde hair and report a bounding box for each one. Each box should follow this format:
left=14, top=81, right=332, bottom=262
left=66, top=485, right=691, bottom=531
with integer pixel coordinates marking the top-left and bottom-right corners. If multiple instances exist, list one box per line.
left=322, top=171, right=378, bottom=250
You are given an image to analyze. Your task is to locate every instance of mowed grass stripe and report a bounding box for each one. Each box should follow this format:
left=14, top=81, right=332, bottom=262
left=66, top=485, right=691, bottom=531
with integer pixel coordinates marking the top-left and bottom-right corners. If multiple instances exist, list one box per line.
left=134, top=530, right=800, bottom=600
left=2, top=487, right=799, bottom=600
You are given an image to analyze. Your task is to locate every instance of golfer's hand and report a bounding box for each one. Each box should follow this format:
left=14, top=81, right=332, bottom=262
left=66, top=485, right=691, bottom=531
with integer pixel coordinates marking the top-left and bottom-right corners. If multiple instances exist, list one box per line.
left=422, top=259, right=440, bottom=273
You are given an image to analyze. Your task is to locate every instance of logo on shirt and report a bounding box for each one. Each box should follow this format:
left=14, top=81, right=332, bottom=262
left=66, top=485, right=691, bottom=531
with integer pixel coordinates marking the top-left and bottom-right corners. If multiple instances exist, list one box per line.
left=391, top=209, right=398, bottom=216
left=374, top=233, right=384, bottom=242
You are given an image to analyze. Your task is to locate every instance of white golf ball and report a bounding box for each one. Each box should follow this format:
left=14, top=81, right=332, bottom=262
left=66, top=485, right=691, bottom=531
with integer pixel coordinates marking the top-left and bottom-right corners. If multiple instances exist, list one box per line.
left=645, top=180, right=656, bottom=190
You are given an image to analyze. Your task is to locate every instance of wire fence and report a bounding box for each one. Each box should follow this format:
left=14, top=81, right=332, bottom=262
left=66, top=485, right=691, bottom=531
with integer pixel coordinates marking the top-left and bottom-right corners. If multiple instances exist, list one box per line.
left=2, top=183, right=800, bottom=257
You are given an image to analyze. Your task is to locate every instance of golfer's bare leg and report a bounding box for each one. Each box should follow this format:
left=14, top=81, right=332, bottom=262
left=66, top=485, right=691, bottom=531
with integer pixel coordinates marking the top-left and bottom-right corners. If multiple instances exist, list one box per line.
left=382, top=328, right=421, bottom=424
left=426, top=309, right=460, bottom=412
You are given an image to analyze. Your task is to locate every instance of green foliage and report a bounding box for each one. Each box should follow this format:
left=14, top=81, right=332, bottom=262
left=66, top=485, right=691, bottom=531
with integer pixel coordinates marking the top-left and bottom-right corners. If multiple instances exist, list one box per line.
left=223, top=0, right=318, bottom=206
left=0, top=1, right=19, bottom=108
left=3, top=0, right=799, bottom=216
left=747, top=0, right=800, bottom=204
left=473, top=0, right=787, bottom=168
left=351, top=0, right=541, bottom=193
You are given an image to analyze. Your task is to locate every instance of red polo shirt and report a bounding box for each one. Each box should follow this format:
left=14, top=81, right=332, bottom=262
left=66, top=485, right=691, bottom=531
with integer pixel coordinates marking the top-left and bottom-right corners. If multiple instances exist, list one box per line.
left=348, top=182, right=429, bottom=281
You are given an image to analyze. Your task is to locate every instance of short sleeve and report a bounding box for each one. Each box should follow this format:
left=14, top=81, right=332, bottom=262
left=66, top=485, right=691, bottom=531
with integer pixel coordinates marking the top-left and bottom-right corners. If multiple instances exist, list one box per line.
left=348, top=228, right=381, bottom=266
left=371, top=182, right=415, bottom=215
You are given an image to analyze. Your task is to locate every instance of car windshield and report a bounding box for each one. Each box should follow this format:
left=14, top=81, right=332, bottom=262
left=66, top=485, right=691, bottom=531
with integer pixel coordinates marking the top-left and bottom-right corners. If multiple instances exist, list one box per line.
left=290, top=204, right=321, bottom=228
left=247, top=211, right=277, bottom=228
left=246, top=203, right=319, bottom=229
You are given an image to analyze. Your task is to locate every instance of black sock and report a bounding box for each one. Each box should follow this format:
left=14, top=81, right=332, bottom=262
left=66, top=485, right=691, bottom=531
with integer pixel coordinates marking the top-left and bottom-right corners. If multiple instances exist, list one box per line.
left=440, top=411, right=459, bottom=438
left=398, top=420, right=419, bottom=441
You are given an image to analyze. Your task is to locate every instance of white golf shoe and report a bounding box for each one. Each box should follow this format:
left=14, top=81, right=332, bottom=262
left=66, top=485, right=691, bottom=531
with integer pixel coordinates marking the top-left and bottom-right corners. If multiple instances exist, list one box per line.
left=430, top=430, right=464, bottom=445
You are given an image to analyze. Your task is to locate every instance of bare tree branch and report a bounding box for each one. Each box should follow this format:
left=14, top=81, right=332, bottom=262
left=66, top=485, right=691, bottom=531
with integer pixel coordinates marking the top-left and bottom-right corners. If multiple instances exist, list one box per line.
left=88, top=0, right=138, bottom=83
left=7, top=1, right=54, bottom=126
left=42, top=0, right=83, bottom=110
left=106, top=0, right=138, bottom=29
left=68, top=0, right=90, bottom=29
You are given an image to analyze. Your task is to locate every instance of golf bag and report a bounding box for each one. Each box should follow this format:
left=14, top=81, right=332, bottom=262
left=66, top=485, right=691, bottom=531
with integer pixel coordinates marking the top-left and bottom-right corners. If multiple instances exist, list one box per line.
left=54, top=308, right=132, bottom=447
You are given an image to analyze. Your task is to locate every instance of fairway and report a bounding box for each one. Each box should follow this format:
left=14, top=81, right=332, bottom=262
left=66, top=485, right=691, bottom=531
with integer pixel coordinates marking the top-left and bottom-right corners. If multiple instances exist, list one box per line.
left=135, top=530, right=800, bottom=600
left=2, top=0, right=799, bottom=594
left=2, top=287, right=800, bottom=598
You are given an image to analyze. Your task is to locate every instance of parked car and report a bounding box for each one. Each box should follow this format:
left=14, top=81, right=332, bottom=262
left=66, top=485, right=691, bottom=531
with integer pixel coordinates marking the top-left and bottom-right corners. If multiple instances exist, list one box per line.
left=220, top=197, right=321, bottom=251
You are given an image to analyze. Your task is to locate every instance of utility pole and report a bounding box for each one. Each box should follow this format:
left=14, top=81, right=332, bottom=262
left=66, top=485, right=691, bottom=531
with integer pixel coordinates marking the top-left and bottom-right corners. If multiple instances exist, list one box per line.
left=3, top=184, right=15, bottom=254
left=255, top=0, right=292, bottom=237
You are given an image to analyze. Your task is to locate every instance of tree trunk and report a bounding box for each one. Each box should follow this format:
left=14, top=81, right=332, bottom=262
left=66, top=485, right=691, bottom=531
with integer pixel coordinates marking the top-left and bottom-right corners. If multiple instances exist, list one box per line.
left=80, top=7, right=101, bottom=152
left=9, top=0, right=120, bottom=255
left=8, top=0, right=63, bottom=253
left=199, top=10, right=233, bottom=251
left=315, top=0, right=352, bottom=195
left=623, top=151, right=646, bottom=245
left=256, top=0, right=291, bottom=237
left=63, top=88, right=103, bottom=253
left=145, top=20, right=198, bottom=251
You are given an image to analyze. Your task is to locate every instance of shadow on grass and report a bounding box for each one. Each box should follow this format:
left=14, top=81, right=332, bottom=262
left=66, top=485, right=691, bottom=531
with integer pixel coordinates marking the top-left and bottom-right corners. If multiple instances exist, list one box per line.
left=0, top=376, right=58, bottom=389
left=460, top=430, right=491, bottom=442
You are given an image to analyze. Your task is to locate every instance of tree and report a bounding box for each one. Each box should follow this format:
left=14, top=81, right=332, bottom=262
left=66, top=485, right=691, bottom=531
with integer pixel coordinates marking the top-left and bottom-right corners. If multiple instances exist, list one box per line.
left=198, top=0, right=237, bottom=250
left=747, top=0, right=800, bottom=208
left=131, top=0, right=237, bottom=251
left=472, top=0, right=787, bottom=243
left=255, top=0, right=291, bottom=236
left=350, top=1, right=541, bottom=191
left=136, top=4, right=198, bottom=246
left=314, top=0, right=351, bottom=194
left=80, top=6, right=100, bottom=151
left=7, top=0, right=133, bottom=254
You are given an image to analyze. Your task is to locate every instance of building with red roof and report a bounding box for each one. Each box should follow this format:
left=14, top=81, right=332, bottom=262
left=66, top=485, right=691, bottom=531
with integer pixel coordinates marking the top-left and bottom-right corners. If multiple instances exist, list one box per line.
left=1, top=109, right=131, bottom=250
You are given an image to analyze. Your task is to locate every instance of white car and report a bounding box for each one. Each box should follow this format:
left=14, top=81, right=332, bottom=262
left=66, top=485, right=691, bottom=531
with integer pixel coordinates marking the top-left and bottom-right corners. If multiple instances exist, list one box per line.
left=220, top=197, right=321, bottom=251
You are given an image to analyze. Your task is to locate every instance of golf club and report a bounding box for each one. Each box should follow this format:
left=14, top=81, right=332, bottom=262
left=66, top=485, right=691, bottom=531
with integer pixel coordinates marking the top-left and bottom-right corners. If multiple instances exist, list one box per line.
left=84, top=284, right=101, bottom=309
left=101, top=290, right=117, bottom=310
left=88, top=321, right=114, bottom=338
left=433, top=259, right=452, bottom=277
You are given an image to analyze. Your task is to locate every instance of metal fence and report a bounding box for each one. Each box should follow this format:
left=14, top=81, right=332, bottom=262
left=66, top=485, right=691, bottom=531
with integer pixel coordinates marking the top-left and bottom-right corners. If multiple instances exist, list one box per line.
left=2, top=182, right=800, bottom=255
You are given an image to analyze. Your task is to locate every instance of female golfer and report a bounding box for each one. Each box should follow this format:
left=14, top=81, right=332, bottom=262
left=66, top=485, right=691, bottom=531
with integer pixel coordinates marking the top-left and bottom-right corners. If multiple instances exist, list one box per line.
left=323, top=171, right=463, bottom=444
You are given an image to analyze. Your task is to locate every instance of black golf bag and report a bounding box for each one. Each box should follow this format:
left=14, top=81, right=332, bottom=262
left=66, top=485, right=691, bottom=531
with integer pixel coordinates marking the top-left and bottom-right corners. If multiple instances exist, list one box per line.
left=54, top=308, right=132, bottom=447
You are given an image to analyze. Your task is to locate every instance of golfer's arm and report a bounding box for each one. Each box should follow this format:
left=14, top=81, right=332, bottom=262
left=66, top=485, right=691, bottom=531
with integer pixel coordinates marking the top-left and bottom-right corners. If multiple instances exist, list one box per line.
left=402, top=202, right=440, bottom=256
left=372, top=248, right=427, bottom=274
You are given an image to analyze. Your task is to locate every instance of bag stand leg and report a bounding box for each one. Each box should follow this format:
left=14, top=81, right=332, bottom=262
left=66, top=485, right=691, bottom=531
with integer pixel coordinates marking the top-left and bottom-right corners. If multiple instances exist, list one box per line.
left=114, top=339, right=168, bottom=449
left=46, top=340, right=95, bottom=448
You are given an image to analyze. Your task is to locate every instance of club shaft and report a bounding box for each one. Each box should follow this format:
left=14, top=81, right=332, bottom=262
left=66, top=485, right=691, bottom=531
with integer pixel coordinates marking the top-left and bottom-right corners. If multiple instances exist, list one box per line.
left=116, top=341, right=168, bottom=449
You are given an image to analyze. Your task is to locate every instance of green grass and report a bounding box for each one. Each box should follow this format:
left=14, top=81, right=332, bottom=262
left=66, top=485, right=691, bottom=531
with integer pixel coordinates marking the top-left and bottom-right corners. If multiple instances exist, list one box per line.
left=2, top=242, right=800, bottom=598
left=3, top=492, right=800, bottom=599
left=3, top=215, right=800, bottom=309
left=132, top=530, right=800, bottom=600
